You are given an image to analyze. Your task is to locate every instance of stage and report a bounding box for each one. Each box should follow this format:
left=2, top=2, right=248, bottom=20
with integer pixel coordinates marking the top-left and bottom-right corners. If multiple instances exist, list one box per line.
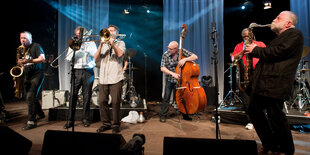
left=218, top=100, right=310, bottom=125
left=1, top=100, right=310, bottom=155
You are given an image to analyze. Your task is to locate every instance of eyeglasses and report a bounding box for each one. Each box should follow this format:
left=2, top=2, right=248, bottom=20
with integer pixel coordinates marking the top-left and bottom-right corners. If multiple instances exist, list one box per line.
left=168, top=47, right=178, bottom=50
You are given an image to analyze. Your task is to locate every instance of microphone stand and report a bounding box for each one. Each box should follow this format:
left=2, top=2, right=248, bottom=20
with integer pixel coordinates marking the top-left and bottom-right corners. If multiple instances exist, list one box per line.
left=67, top=28, right=84, bottom=132
left=144, top=52, right=147, bottom=101
left=69, top=46, right=77, bottom=132
left=211, top=22, right=220, bottom=139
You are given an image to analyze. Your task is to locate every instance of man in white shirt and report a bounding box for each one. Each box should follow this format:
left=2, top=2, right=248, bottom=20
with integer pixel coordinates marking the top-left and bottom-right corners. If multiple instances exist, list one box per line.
left=64, top=26, right=97, bottom=129
left=94, top=25, right=125, bottom=134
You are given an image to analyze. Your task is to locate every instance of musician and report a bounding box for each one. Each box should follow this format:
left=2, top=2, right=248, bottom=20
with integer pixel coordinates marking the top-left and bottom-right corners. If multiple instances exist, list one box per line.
left=19, top=31, right=46, bottom=130
left=95, top=25, right=125, bottom=134
left=63, top=26, right=97, bottom=129
left=245, top=11, right=303, bottom=155
left=160, top=41, right=198, bottom=122
left=231, top=28, right=266, bottom=130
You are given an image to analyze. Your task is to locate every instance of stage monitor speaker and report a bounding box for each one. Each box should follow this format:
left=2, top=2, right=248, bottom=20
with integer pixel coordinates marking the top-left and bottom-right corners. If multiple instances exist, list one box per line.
left=203, top=86, right=216, bottom=107
left=41, top=130, right=126, bottom=155
left=163, top=137, right=257, bottom=155
left=0, top=126, right=32, bottom=155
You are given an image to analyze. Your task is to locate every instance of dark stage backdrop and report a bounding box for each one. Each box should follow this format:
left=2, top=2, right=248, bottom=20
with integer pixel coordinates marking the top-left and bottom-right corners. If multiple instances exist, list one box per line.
left=291, top=1, right=310, bottom=82
left=1, top=0, right=58, bottom=101
left=109, top=0, right=163, bottom=101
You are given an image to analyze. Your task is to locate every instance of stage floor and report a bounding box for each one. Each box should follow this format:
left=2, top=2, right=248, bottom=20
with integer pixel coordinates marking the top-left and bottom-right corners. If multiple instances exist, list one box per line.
left=2, top=100, right=310, bottom=155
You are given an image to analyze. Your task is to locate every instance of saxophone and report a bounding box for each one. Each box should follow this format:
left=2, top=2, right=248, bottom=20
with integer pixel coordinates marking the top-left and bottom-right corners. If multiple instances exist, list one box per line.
left=10, top=45, right=26, bottom=98
left=235, top=23, right=270, bottom=93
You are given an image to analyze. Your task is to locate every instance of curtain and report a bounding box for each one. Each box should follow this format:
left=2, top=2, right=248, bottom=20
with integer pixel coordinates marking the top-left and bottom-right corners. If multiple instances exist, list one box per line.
left=57, top=0, right=109, bottom=91
left=290, top=1, right=310, bottom=82
left=163, top=0, right=224, bottom=101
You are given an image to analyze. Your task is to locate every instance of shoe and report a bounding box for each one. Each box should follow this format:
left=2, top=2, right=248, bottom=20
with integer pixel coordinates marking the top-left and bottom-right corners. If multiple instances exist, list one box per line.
left=160, top=116, right=166, bottom=123
left=82, top=119, right=90, bottom=127
left=64, top=121, right=73, bottom=129
left=22, top=124, right=37, bottom=130
left=182, top=114, right=192, bottom=121
left=245, top=123, right=253, bottom=130
left=96, top=125, right=111, bottom=133
left=112, top=127, right=120, bottom=134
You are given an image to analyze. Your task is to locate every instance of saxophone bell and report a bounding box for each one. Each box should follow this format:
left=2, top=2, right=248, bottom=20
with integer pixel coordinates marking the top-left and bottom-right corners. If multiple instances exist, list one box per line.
left=10, top=66, right=23, bottom=78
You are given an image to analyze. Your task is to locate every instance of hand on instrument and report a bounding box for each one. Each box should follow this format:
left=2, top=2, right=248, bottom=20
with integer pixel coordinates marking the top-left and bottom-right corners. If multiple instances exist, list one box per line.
left=178, top=58, right=187, bottom=67
left=17, top=59, right=28, bottom=65
left=244, top=43, right=257, bottom=54
left=171, top=72, right=180, bottom=80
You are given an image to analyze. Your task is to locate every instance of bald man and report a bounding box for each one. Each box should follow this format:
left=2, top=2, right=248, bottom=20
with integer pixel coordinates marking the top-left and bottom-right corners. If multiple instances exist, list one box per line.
left=245, top=11, right=304, bottom=155
left=159, top=41, right=198, bottom=122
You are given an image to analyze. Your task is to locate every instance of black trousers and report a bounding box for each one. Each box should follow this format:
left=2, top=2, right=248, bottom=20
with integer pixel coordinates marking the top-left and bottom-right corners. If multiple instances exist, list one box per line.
left=67, top=68, right=94, bottom=122
left=24, top=73, right=44, bottom=122
left=98, top=81, right=123, bottom=128
left=240, top=90, right=251, bottom=123
left=248, top=94, right=294, bottom=154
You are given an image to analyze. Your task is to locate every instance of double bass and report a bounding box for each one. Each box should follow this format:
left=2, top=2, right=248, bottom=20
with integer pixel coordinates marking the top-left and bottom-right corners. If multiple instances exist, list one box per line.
left=175, top=24, right=207, bottom=115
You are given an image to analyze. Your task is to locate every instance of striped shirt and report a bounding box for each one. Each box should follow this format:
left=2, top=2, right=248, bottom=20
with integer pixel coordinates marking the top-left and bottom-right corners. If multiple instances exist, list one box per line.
left=160, top=48, right=193, bottom=83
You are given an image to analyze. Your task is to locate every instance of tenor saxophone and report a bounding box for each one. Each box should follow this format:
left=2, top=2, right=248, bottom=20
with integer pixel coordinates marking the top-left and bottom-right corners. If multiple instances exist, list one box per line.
left=10, top=45, right=25, bottom=98
left=236, top=23, right=270, bottom=93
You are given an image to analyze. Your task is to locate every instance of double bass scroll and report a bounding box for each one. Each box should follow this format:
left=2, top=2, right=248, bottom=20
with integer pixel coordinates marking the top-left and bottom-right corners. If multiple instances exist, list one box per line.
left=175, top=24, right=207, bottom=115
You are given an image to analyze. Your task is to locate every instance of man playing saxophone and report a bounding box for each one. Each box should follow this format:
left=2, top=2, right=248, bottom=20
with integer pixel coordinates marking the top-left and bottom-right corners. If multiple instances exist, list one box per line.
left=231, top=28, right=266, bottom=130
left=245, top=11, right=303, bottom=154
left=18, top=31, right=46, bottom=130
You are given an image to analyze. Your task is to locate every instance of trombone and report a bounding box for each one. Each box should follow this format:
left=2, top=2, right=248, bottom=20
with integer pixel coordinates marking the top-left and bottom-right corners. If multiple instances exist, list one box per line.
left=84, top=28, right=126, bottom=42
left=50, top=28, right=126, bottom=68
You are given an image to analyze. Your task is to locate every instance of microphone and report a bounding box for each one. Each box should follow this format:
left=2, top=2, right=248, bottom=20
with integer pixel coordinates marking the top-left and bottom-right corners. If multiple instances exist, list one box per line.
left=212, top=22, right=216, bottom=33
left=79, top=27, right=84, bottom=41
left=211, top=22, right=217, bottom=42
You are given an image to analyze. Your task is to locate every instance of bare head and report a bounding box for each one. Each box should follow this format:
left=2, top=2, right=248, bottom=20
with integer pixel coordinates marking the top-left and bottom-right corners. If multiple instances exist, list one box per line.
left=167, top=41, right=179, bottom=55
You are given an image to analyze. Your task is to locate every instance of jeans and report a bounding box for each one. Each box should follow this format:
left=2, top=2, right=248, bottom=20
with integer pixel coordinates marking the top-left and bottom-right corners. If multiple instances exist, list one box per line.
left=24, top=73, right=44, bottom=122
left=160, top=81, right=177, bottom=117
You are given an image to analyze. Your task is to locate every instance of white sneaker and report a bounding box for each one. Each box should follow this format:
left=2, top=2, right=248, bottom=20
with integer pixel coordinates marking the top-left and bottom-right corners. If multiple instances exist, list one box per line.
left=245, top=123, right=253, bottom=130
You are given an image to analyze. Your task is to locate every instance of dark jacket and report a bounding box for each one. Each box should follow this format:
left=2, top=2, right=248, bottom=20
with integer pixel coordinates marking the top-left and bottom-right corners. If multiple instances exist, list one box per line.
left=251, top=28, right=304, bottom=100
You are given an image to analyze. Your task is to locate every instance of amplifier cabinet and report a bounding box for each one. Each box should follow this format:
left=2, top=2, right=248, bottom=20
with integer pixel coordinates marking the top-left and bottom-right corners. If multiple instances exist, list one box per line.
left=42, top=90, right=68, bottom=109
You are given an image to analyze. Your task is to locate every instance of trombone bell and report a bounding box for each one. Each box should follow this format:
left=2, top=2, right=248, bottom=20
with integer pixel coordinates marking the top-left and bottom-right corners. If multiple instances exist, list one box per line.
left=99, top=28, right=111, bottom=42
